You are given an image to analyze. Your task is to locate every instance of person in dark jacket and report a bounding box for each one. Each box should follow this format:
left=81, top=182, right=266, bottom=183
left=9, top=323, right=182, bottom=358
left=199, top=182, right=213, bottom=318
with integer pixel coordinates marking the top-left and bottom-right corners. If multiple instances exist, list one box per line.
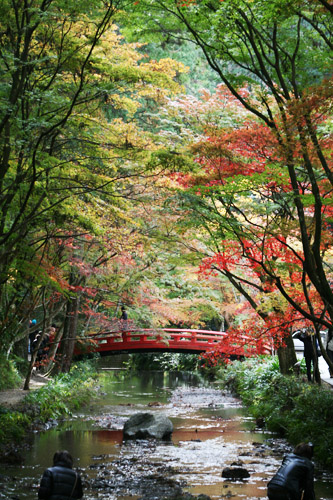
left=267, top=443, right=315, bottom=500
left=38, top=450, right=83, bottom=500
left=121, top=306, right=128, bottom=321
left=294, top=328, right=320, bottom=382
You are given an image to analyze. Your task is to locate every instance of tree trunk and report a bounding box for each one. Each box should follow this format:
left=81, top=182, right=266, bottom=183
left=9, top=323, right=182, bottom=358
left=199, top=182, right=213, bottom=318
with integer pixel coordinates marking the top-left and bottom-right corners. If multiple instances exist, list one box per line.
left=312, top=332, right=321, bottom=385
left=45, top=325, right=64, bottom=374
left=55, top=294, right=80, bottom=374
left=277, top=331, right=297, bottom=375
left=62, top=295, right=80, bottom=373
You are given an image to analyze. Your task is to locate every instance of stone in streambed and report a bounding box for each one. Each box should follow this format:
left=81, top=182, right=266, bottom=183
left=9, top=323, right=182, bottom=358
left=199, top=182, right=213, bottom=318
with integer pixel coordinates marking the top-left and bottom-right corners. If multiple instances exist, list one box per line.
left=221, top=466, right=250, bottom=479
left=123, top=412, right=173, bottom=440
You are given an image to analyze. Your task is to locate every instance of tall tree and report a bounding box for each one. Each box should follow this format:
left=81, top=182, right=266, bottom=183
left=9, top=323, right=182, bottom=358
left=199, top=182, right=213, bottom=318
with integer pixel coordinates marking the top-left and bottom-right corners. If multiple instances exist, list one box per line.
left=125, top=0, right=333, bottom=372
left=161, top=83, right=332, bottom=372
left=0, top=1, right=188, bottom=356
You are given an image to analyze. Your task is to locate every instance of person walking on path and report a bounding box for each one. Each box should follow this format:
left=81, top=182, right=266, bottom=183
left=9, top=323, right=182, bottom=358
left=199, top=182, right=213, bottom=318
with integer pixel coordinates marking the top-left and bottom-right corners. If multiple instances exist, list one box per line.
left=267, top=442, right=315, bottom=500
left=38, top=450, right=83, bottom=500
left=28, top=319, right=38, bottom=355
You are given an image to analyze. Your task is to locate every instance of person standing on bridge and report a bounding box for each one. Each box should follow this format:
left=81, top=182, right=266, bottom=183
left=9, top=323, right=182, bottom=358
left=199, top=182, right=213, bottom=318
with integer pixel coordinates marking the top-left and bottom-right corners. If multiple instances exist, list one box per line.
left=267, top=443, right=315, bottom=500
left=121, top=305, right=128, bottom=322
left=120, top=305, right=128, bottom=340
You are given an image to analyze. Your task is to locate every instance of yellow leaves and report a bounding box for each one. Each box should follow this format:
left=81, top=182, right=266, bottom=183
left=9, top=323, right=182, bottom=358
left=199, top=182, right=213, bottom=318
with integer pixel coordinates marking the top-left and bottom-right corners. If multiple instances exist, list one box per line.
left=105, top=117, right=157, bottom=151
left=257, top=292, right=289, bottom=316
left=89, top=28, right=186, bottom=99
left=136, top=58, right=187, bottom=98
left=141, top=57, right=188, bottom=78
left=148, top=297, right=205, bottom=328
left=93, top=26, right=146, bottom=72
left=108, top=94, right=139, bottom=115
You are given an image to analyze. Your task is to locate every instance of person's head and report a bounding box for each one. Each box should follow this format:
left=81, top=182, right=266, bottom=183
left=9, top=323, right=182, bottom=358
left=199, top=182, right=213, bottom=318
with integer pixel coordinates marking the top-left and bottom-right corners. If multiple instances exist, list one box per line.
left=293, top=442, right=314, bottom=459
left=30, top=319, right=37, bottom=327
left=53, top=450, right=73, bottom=468
left=306, top=327, right=314, bottom=336
left=121, top=305, right=125, bottom=311
left=49, top=324, right=57, bottom=335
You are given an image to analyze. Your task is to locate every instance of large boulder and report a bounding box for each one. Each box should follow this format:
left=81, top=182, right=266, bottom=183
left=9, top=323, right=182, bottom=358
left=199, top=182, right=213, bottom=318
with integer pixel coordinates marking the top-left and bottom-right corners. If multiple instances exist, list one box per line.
left=123, top=412, right=173, bottom=440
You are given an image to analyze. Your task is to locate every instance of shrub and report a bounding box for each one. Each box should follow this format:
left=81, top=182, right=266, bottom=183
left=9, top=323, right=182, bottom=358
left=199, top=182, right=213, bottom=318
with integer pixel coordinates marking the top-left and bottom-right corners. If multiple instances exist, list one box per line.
left=24, top=360, right=99, bottom=420
left=0, top=359, right=100, bottom=446
left=0, top=355, right=21, bottom=390
left=0, top=408, right=31, bottom=443
left=218, top=356, right=333, bottom=469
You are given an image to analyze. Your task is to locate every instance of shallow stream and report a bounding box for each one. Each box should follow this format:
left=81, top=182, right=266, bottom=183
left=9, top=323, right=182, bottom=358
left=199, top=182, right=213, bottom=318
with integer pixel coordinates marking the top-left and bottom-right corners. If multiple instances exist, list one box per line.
left=0, top=368, right=332, bottom=500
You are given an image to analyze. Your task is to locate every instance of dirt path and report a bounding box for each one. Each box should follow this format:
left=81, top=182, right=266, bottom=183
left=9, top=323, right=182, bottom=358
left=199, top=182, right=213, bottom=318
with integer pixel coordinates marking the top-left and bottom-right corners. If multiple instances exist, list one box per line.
left=0, top=373, right=49, bottom=408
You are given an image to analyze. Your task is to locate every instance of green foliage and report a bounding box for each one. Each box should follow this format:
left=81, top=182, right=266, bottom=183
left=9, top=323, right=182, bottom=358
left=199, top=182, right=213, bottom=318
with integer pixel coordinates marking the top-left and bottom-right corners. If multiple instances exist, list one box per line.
left=0, top=355, right=21, bottom=390
left=0, top=408, right=31, bottom=444
left=12, top=356, right=30, bottom=378
left=24, top=360, right=99, bottom=420
left=0, top=0, right=189, bottom=354
left=125, top=352, right=199, bottom=372
left=0, top=360, right=99, bottom=446
left=218, top=357, right=333, bottom=469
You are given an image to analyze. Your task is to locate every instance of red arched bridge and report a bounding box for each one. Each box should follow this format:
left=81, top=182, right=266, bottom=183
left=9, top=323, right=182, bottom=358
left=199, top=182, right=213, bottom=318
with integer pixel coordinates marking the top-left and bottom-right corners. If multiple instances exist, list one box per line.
left=74, top=328, right=271, bottom=357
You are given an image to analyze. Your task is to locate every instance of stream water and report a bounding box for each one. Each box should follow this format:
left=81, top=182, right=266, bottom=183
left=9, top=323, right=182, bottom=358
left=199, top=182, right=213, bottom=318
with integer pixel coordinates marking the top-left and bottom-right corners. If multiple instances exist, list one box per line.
left=0, top=368, right=332, bottom=500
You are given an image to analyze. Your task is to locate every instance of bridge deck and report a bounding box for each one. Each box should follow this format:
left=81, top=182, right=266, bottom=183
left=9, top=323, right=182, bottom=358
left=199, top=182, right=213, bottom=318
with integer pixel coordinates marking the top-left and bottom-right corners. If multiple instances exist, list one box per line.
left=75, top=328, right=271, bottom=356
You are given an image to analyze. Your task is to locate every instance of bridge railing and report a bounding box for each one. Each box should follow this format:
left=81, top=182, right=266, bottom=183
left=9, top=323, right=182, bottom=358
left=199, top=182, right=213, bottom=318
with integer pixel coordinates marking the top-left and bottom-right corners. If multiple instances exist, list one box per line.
left=74, top=328, right=271, bottom=355
left=77, top=329, right=226, bottom=349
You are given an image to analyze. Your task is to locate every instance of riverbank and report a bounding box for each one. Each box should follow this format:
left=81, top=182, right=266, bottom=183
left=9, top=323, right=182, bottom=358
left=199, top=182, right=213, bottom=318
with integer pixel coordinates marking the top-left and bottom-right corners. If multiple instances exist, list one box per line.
left=0, top=360, right=102, bottom=462
left=0, top=372, right=50, bottom=408
left=216, top=357, right=333, bottom=470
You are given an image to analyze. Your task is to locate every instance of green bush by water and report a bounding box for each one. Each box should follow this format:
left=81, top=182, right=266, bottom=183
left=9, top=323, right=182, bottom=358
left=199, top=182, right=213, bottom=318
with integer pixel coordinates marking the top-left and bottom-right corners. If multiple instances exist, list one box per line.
left=0, top=360, right=100, bottom=446
left=0, top=407, right=31, bottom=443
left=0, top=355, right=21, bottom=390
left=24, top=360, right=100, bottom=420
left=217, top=357, right=333, bottom=469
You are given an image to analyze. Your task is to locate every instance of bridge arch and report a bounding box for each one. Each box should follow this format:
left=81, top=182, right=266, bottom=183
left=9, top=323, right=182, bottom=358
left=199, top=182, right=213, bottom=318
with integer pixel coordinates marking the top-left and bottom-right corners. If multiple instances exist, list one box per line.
left=74, top=328, right=271, bottom=357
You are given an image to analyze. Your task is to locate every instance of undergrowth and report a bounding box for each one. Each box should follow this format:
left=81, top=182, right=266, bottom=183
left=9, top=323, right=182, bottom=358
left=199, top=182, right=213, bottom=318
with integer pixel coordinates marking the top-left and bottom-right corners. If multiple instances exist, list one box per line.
left=0, top=360, right=100, bottom=447
left=217, top=356, right=333, bottom=469
left=0, top=355, right=21, bottom=390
